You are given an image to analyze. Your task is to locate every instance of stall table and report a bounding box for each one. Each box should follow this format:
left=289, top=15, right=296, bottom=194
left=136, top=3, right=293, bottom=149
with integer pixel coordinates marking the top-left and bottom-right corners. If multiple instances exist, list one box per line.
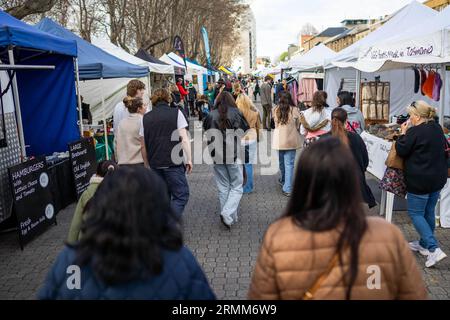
left=360, top=131, right=396, bottom=222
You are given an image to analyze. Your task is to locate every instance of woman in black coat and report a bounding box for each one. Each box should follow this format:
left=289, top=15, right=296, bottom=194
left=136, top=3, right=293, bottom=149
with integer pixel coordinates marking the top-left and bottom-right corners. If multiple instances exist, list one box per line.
left=395, top=100, right=448, bottom=268
left=329, top=107, right=376, bottom=208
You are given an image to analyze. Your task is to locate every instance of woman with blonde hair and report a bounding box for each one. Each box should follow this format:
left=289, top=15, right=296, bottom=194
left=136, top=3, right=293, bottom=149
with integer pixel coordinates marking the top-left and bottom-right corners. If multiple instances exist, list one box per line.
left=232, top=82, right=243, bottom=100
left=396, top=100, right=448, bottom=268
left=236, top=94, right=262, bottom=193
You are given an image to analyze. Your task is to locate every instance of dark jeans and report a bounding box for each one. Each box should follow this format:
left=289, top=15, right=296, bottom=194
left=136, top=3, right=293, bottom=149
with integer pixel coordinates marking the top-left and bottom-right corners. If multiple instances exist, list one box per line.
left=153, top=165, right=190, bottom=218
left=262, top=104, right=272, bottom=130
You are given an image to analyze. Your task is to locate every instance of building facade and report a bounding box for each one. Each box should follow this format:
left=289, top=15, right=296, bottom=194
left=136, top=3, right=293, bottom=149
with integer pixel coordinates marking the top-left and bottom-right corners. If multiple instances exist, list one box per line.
left=302, top=27, right=348, bottom=51
left=233, top=7, right=257, bottom=74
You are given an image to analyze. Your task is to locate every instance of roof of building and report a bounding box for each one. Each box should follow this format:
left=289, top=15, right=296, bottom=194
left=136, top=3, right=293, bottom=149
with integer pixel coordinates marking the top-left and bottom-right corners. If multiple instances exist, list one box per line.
left=316, top=27, right=348, bottom=38
left=324, top=25, right=368, bottom=43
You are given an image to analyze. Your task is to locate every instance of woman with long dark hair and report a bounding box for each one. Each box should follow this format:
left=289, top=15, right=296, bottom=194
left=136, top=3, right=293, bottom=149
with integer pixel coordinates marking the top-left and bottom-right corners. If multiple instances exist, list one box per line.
left=300, top=90, right=331, bottom=146
left=39, top=167, right=215, bottom=300
left=272, top=91, right=301, bottom=197
left=203, top=91, right=250, bottom=229
left=329, top=108, right=376, bottom=208
left=249, top=137, right=427, bottom=300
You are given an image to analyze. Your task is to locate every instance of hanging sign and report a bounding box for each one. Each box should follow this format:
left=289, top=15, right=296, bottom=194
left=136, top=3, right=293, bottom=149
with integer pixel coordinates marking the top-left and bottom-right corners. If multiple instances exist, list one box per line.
left=69, top=137, right=97, bottom=199
left=360, top=33, right=442, bottom=61
left=9, top=157, right=55, bottom=248
left=173, top=35, right=188, bottom=70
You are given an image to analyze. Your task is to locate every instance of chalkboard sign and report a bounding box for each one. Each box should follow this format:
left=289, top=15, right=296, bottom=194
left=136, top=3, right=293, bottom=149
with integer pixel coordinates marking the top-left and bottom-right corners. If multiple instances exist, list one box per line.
left=8, top=157, right=56, bottom=248
left=69, top=138, right=97, bottom=199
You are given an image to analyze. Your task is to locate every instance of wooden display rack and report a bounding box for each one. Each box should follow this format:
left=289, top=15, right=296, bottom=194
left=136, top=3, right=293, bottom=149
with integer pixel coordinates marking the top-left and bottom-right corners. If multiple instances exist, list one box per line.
left=359, top=80, right=390, bottom=125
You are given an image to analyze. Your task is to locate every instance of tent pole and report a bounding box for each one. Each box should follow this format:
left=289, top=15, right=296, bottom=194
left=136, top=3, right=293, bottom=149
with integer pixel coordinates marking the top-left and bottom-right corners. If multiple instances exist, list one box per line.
left=147, top=73, right=152, bottom=106
left=100, top=78, right=109, bottom=160
left=355, top=69, right=361, bottom=109
left=439, top=63, right=446, bottom=127
left=75, top=58, right=84, bottom=136
left=8, top=48, right=26, bottom=160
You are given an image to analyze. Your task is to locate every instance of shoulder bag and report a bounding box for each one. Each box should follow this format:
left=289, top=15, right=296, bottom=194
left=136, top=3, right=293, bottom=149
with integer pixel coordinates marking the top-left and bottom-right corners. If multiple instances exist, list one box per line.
left=302, top=253, right=339, bottom=300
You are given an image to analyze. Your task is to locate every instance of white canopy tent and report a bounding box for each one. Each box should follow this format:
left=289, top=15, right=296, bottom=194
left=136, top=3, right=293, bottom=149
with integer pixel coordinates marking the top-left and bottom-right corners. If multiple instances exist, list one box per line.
left=324, top=1, right=441, bottom=117
left=289, top=44, right=337, bottom=71
left=326, top=1, right=436, bottom=67
left=79, top=39, right=161, bottom=123
left=328, top=5, right=450, bottom=120
left=358, top=5, right=450, bottom=68
left=161, top=52, right=207, bottom=94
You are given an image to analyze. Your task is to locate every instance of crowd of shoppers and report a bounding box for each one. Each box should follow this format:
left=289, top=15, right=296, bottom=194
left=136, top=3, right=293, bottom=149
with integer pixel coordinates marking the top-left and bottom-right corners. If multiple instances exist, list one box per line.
left=39, top=75, right=449, bottom=301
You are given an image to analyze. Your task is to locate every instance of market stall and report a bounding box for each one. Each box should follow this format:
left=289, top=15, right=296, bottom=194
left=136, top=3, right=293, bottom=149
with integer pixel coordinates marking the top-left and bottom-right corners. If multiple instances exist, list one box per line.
left=135, top=49, right=175, bottom=90
left=36, top=18, right=149, bottom=160
left=0, top=10, right=79, bottom=241
left=324, top=1, right=439, bottom=117
left=166, top=52, right=208, bottom=94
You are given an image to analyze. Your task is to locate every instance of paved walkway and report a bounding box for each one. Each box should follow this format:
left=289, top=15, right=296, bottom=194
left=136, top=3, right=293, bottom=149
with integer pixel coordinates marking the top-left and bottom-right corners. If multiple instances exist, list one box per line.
left=0, top=101, right=449, bottom=300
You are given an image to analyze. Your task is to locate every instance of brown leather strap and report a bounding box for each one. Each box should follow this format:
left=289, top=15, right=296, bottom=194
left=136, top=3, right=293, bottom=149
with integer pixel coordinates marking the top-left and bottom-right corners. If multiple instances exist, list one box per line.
left=302, top=253, right=339, bottom=300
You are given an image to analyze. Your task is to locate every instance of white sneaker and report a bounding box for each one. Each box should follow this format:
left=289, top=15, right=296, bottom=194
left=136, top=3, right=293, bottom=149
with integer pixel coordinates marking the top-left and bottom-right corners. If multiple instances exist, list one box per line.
left=408, top=241, right=430, bottom=256
left=425, top=248, right=447, bottom=268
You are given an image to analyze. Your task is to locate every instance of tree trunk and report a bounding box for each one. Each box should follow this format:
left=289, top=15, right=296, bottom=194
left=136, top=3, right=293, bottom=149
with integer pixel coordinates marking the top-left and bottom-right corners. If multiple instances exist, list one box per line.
left=6, top=0, right=58, bottom=19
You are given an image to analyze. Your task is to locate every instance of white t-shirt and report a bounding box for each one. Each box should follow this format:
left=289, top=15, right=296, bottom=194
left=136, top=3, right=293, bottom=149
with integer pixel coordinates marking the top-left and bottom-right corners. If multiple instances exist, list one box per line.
left=139, top=109, right=188, bottom=137
left=113, top=102, right=128, bottom=134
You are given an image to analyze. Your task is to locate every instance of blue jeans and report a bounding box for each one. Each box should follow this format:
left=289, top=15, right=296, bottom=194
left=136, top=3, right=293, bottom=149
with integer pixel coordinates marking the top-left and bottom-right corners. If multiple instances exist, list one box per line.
left=153, top=165, right=190, bottom=218
left=407, top=191, right=441, bottom=252
left=278, top=150, right=296, bottom=194
left=243, top=141, right=257, bottom=194
left=213, top=164, right=243, bottom=225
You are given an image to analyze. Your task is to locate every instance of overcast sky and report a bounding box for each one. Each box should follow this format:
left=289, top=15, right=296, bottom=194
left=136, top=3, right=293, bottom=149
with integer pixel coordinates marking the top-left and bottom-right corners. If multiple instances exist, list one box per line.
left=249, top=0, right=425, bottom=60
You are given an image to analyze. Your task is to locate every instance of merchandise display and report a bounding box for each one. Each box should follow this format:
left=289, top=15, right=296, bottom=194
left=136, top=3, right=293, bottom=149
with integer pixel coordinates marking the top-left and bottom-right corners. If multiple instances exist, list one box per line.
left=360, top=80, right=390, bottom=122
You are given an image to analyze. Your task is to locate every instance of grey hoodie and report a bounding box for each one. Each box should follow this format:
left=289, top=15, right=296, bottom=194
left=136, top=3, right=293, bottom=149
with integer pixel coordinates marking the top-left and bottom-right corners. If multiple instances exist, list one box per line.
left=341, top=104, right=365, bottom=134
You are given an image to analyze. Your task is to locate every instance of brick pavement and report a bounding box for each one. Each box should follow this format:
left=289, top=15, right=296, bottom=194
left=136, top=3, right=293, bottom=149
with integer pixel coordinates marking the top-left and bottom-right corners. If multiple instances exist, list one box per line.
left=0, top=102, right=449, bottom=300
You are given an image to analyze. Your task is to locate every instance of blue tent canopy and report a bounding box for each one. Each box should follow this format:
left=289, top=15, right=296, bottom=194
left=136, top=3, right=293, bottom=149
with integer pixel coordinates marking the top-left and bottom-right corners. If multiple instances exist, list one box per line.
left=0, top=11, right=77, bottom=57
left=0, top=11, right=79, bottom=156
left=35, top=18, right=149, bottom=80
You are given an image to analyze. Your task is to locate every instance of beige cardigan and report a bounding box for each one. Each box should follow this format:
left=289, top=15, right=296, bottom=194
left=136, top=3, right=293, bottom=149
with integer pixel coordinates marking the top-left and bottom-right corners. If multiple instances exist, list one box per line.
left=272, top=106, right=302, bottom=150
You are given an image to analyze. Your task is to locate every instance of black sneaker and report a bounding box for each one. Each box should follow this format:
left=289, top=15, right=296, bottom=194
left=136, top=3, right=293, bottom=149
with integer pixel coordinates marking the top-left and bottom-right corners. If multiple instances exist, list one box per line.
left=278, top=178, right=284, bottom=187
left=282, top=191, right=291, bottom=197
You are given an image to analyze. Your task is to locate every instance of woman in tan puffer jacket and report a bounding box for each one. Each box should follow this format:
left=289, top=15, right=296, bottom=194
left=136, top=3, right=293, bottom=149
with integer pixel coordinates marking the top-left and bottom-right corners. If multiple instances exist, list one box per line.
left=248, top=137, right=428, bottom=300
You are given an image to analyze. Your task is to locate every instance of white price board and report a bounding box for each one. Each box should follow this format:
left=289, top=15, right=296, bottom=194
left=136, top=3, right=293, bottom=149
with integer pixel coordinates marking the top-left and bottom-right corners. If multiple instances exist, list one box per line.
left=360, top=131, right=392, bottom=180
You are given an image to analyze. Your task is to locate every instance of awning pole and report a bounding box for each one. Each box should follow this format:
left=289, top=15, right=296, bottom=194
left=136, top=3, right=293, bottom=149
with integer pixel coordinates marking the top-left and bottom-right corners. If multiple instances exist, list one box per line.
left=8, top=48, right=26, bottom=159
left=100, top=78, right=109, bottom=160
left=75, top=58, right=84, bottom=136
left=147, top=73, right=152, bottom=108
left=438, top=63, right=447, bottom=220
left=439, top=63, right=446, bottom=127
left=355, top=70, right=361, bottom=109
